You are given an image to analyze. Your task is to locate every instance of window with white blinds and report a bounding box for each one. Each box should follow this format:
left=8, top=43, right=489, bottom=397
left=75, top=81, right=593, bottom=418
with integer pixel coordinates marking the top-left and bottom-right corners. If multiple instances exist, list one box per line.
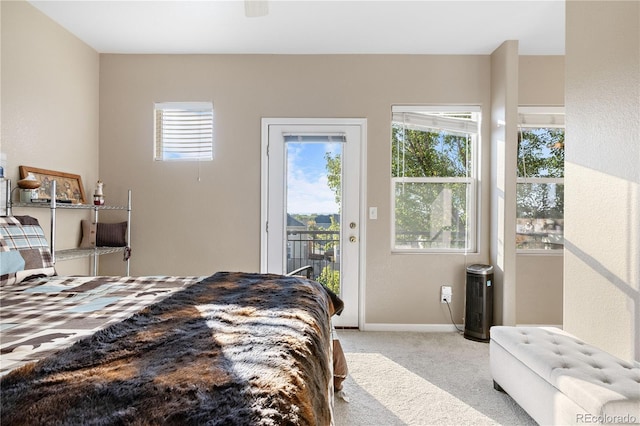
left=154, top=102, right=213, bottom=161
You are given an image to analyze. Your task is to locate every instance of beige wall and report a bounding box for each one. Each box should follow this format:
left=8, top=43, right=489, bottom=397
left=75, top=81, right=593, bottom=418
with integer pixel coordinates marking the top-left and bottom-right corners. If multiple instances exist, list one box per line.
left=516, top=55, right=565, bottom=326
left=2, top=0, right=567, bottom=329
left=516, top=255, right=563, bottom=325
left=1, top=0, right=99, bottom=275
left=99, top=52, right=564, bottom=327
left=490, top=41, right=519, bottom=326
left=518, top=56, right=565, bottom=107
left=98, top=54, right=494, bottom=327
left=565, top=1, right=640, bottom=362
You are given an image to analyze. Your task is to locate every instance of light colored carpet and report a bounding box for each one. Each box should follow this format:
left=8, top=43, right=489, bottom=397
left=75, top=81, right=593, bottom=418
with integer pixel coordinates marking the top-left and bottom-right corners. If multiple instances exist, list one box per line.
left=332, top=330, right=536, bottom=426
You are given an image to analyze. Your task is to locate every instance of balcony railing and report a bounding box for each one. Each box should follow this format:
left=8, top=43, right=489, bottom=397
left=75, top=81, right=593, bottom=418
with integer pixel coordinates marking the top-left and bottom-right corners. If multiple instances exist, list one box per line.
left=286, top=230, right=340, bottom=281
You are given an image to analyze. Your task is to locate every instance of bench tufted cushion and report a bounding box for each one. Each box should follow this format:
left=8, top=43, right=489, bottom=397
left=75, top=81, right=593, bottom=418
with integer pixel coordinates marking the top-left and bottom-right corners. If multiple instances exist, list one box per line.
left=491, top=326, right=640, bottom=420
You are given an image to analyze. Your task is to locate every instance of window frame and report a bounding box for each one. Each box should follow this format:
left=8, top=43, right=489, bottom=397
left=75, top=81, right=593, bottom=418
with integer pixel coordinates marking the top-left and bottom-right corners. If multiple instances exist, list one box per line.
left=516, top=106, right=565, bottom=255
left=391, top=105, right=480, bottom=253
left=154, top=101, right=214, bottom=162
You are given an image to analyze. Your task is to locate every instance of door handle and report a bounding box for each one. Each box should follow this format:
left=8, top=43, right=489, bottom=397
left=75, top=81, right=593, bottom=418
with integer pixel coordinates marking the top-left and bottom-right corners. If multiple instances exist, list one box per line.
left=349, top=236, right=357, bottom=243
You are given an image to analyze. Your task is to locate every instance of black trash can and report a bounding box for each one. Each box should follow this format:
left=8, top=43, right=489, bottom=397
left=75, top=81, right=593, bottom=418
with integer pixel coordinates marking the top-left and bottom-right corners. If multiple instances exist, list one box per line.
left=464, top=264, right=494, bottom=342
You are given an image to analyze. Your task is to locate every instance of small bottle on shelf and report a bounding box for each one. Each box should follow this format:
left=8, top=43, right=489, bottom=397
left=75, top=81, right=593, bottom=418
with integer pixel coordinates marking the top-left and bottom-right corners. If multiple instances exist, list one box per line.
left=93, top=180, right=105, bottom=205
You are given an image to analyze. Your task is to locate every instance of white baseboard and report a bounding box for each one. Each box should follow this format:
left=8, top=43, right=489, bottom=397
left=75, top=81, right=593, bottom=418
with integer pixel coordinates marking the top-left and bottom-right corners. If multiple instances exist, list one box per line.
left=362, top=323, right=463, bottom=332
left=359, top=323, right=563, bottom=332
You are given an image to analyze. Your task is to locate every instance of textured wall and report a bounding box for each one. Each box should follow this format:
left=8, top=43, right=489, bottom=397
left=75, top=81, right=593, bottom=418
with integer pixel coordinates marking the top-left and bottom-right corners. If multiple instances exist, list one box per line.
left=565, top=1, right=640, bottom=361
left=1, top=0, right=100, bottom=275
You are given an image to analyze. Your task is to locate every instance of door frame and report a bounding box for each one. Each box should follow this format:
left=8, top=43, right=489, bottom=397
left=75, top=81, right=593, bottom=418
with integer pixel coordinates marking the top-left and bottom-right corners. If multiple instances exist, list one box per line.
left=260, top=117, right=367, bottom=329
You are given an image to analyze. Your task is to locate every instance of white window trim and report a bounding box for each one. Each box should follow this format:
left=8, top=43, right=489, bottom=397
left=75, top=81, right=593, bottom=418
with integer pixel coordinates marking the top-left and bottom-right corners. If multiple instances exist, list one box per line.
left=517, top=106, right=565, bottom=255
left=154, top=101, right=214, bottom=162
left=391, top=105, right=480, bottom=253
left=517, top=177, right=563, bottom=185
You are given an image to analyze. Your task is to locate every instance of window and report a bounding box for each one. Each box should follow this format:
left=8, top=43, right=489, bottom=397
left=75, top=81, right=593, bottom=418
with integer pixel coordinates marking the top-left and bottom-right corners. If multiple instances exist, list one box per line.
left=517, top=107, right=565, bottom=252
left=154, top=102, right=213, bottom=161
left=391, top=106, right=479, bottom=252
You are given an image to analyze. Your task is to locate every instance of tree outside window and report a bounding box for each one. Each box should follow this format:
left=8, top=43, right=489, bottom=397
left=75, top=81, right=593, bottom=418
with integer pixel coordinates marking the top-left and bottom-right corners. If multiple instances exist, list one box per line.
left=516, top=108, right=565, bottom=251
left=391, top=108, right=479, bottom=252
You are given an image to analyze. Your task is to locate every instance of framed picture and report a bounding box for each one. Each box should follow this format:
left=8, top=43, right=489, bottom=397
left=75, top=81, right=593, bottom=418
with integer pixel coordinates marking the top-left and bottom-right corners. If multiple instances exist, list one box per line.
left=19, top=166, right=87, bottom=204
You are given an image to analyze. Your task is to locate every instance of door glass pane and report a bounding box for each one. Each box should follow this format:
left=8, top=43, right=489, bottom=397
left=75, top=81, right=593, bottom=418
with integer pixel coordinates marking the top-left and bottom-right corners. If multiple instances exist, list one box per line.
left=286, top=139, right=342, bottom=296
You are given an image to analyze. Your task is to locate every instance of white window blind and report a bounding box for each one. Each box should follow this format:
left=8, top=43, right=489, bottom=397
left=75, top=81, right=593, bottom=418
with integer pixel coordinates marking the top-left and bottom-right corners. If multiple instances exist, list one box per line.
left=518, top=106, right=565, bottom=128
left=391, top=111, right=479, bottom=134
left=283, top=134, right=347, bottom=144
left=154, top=102, right=213, bottom=161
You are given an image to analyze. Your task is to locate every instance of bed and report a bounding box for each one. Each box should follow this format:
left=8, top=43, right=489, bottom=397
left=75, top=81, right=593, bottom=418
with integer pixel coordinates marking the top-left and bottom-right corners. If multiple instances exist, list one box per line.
left=0, top=216, right=343, bottom=425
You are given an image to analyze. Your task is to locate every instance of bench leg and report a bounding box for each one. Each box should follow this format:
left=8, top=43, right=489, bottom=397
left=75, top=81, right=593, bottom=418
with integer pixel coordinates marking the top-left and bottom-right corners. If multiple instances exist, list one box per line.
left=493, top=380, right=505, bottom=392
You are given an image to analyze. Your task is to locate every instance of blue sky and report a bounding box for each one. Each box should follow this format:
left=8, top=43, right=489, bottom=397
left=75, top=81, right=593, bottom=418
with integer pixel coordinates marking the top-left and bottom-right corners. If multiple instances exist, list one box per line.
left=287, top=142, right=341, bottom=214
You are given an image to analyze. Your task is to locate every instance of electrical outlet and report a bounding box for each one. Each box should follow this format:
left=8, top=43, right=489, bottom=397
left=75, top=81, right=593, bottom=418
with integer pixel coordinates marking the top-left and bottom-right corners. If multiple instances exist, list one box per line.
left=440, top=285, right=452, bottom=303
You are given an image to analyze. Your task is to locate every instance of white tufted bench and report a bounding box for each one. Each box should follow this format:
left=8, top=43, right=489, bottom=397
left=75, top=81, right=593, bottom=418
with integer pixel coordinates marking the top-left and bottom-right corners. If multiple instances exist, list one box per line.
left=490, top=326, right=640, bottom=425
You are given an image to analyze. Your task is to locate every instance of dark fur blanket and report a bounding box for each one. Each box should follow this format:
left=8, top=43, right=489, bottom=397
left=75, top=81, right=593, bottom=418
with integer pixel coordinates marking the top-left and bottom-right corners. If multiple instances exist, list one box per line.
left=1, top=272, right=336, bottom=426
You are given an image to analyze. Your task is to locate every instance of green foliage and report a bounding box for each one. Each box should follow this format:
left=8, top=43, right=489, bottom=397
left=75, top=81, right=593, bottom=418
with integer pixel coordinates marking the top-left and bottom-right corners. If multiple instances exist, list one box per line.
left=324, top=152, right=342, bottom=208
left=391, top=123, right=471, bottom=248
left=292, top=213, right=315, bottom=224
left=317, top=266, right=340, bottom=295
left=517, top=128, right=564, bottom=178
left=395, top=181, right=468, bottom=248
left=516, top=182, right=564, bottom=219
left=392, top=125, right=470, bottom=178
left=517, top=128, right=565, bottom=219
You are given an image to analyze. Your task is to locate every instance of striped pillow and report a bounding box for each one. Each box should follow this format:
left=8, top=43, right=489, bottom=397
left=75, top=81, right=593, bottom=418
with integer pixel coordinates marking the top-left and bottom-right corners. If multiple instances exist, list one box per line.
left=80, top=220, right=127, bottom=248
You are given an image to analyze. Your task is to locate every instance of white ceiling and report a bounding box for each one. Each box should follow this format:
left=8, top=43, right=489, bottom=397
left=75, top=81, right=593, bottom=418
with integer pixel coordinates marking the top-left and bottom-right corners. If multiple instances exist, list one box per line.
left=28, top=0, right=565, bottom=55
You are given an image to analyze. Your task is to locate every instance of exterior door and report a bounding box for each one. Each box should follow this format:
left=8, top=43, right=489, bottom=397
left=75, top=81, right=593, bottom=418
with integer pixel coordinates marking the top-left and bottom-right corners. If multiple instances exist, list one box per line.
left=261, top=118, right=364, bottom=328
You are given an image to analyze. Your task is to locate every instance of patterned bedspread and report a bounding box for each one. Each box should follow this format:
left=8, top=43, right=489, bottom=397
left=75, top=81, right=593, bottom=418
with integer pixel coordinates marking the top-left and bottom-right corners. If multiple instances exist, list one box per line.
left=0, top=275, right=203, bottom=375
left=1, top=272, right=336, bottom=425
